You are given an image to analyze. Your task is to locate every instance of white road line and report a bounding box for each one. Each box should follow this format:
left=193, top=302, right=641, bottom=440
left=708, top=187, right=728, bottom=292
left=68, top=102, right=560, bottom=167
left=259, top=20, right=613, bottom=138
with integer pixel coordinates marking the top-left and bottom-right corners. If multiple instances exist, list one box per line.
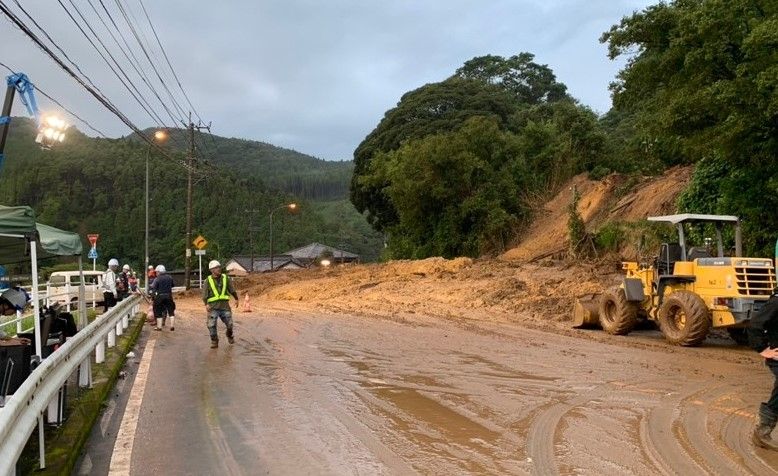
left=108, top=339, right=157, bottom=476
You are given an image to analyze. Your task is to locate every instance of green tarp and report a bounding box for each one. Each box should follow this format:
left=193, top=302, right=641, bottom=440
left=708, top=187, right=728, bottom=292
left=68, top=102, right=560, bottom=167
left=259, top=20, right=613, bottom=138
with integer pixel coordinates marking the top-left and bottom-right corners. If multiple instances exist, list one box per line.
left=37, top=223, right=83, bottom=257
left=0, top=205, right=83, bottom=263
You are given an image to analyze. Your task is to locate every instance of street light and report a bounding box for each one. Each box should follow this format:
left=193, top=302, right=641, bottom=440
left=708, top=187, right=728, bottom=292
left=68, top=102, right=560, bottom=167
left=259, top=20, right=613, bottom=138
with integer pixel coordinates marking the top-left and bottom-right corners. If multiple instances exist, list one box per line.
left=35, top=115, right=68, bottom=148
left=269, top=203, right=297, bottom=271
left=144, top=129, right=167, bottom=290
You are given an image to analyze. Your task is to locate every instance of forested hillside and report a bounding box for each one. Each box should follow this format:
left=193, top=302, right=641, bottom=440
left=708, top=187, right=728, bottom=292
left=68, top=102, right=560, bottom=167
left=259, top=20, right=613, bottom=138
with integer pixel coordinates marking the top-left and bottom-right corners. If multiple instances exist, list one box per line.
left=0, top=118, right=382, bottom=269
left=134, top=129, right=353, bottom=201
left=351, top=0, right=778, bottom=259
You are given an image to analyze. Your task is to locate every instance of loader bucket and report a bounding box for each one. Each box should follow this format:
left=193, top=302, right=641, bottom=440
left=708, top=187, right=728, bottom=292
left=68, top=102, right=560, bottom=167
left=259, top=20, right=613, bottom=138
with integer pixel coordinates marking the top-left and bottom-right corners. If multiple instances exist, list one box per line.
left=572, top=294, right=600, bottom=329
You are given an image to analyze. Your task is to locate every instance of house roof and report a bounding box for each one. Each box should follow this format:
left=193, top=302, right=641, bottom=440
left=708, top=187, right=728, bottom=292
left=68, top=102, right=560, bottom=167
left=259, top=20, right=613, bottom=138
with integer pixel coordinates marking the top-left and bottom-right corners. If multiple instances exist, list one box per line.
left=284, top=242, right=359, bottom=260
left=228, top=255, right=304, bottom=272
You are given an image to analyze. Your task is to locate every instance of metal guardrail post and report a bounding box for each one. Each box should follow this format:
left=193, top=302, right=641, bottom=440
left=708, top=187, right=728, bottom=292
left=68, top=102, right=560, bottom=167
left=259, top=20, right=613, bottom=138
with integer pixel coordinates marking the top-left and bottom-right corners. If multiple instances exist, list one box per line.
left=115, top=320, right=123, bottom=337
left=107, top=327, right=116, bottom=348
left=95, top=340, right=105, bottom=364
left=0, top=296, right=141, bottom=473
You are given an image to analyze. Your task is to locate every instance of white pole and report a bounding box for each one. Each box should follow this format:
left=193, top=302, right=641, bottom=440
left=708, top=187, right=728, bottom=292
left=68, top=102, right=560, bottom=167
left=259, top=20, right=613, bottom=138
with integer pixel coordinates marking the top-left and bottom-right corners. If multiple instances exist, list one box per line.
left=38, top=414, right=45, bottom=469
left=30, top=241, right=42, bottom=359
left=78, top=257, right=87, bottom=329
left=198, top=254, right=203, bottom=288
left=95, top=340, right=105, bottom=364
left=92, top=257, right=96, bottom=272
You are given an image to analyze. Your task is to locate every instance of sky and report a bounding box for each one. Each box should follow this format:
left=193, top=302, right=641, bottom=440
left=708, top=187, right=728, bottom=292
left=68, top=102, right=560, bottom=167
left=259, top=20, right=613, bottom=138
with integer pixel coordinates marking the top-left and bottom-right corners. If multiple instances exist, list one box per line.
left=0, top=1, right=655, bottom=161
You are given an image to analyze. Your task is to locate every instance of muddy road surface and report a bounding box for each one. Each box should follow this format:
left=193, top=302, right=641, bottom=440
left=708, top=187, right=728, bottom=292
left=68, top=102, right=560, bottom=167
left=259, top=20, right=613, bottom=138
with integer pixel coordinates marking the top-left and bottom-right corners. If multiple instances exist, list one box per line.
left=83, top=297, right=778, bottom=475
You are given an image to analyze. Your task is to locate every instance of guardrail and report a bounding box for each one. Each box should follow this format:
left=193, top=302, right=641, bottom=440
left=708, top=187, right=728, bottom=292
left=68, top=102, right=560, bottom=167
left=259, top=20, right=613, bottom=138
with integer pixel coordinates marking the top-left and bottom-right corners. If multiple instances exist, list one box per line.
left=0, top=295, right=141, bottom=474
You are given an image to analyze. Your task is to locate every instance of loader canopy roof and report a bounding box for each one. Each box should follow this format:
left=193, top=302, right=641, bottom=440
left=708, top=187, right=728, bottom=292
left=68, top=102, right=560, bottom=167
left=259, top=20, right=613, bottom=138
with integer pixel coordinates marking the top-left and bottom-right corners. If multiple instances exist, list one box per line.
left=647, top=214, right=739, bottom=225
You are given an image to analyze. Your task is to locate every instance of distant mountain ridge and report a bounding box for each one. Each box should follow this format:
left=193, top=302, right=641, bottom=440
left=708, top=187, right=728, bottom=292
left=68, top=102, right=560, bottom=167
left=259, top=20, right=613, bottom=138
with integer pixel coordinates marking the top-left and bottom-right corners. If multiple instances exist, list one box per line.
left=136, top=128, right=353, bottom=201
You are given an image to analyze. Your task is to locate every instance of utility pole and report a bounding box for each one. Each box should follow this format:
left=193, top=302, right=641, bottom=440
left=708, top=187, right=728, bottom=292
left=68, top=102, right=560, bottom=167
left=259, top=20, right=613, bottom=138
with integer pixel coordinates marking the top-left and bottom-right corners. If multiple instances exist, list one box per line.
left=183, top=112, right=211, bottom=289
left=244, top=209, right=262, bottom=273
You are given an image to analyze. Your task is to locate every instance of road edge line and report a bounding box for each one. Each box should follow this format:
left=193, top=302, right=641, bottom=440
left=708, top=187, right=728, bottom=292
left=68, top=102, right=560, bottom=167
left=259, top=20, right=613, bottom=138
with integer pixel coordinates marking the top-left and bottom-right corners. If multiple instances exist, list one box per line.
left=108, top=338, right=157, bottom=475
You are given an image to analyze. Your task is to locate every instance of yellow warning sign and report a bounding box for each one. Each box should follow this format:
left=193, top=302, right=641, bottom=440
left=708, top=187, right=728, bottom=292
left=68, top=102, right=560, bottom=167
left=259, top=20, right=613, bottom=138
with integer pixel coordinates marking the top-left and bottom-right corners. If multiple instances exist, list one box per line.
left=193, top=235, right=208, bottom=250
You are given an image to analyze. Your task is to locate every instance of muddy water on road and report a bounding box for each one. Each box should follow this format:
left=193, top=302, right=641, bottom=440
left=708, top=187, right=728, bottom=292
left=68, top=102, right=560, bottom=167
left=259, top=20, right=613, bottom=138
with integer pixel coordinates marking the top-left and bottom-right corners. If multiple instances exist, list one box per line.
left=129, top=300, right=778, bottom=475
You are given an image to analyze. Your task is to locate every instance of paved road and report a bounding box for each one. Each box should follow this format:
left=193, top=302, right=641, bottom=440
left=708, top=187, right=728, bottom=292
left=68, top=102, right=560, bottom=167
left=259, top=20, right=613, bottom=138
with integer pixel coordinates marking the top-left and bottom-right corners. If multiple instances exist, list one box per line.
left=79, top=297, right=778, bottom=475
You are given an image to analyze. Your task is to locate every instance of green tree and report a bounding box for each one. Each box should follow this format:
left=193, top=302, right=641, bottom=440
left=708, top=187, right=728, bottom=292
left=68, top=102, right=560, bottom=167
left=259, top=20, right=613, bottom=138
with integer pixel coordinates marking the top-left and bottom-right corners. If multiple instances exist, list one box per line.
left=602, top=0, right=778, bottom=255
left=366, top=117, right=527, bottom=258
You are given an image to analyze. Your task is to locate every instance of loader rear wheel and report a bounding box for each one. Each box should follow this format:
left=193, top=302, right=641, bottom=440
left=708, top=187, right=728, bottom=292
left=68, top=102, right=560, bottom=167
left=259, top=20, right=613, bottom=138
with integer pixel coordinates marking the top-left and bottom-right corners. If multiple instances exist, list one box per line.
left=598, top=286, right=638, bottom=335
left=657, top=291, right=711, bottom=346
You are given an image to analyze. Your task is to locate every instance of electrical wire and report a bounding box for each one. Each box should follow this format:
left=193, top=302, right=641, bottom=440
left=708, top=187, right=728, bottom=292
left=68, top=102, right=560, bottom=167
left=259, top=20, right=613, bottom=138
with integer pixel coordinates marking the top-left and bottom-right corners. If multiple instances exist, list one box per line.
left=0, top=60, right=109, bottom=137
left=0, top=1, right=208, bottom=174
left=57, top=0, right=172, bottom=129
left=111, top=0, right=190, bottom=122
left=136, top=0, right=204, bottom=125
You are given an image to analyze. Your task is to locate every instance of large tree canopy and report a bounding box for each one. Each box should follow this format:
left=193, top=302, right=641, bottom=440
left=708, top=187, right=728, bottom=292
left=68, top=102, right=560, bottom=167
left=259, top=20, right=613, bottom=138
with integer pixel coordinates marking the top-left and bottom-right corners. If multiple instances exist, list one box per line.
left=351, top=53, right=575, bottom=234
left=351, top=53, right=607, bottom=258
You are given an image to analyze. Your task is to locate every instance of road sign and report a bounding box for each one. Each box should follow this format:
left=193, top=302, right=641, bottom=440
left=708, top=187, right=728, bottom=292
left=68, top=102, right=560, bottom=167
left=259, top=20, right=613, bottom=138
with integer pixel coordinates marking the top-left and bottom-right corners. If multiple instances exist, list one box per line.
left=195, top=249, right=206, bottom=256
left=88, top=248, right=98, bottom=259
left=87, top=234, right=99, bottom=247
left=193, top=235, right=207, bottom=250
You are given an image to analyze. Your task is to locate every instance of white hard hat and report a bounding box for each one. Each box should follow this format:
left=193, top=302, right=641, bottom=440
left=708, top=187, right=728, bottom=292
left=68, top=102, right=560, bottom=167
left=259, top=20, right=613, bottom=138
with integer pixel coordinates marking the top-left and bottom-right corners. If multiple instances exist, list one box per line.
left=108, top=258, right=119, bottom=267
left=148, top=265, right=154, bottom=270
left=122, top=264, right=130, bottom=271
left=208, top=260, right=221, bottom=270
left=155, top=264, right=166, bottom=273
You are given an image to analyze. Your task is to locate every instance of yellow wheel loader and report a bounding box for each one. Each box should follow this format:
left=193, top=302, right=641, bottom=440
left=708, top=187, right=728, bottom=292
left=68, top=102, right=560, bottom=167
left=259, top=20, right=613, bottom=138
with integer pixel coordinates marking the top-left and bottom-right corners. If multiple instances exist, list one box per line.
left=575, top=214, right=776, bottom=346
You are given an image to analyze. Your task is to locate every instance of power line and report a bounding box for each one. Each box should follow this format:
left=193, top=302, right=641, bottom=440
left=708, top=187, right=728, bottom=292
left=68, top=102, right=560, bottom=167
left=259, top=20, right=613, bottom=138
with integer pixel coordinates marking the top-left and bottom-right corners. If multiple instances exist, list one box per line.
left=135, top=0, right=204, bottom=125
left=0, top=1, right=186, bottom=165
left=112, top=0, right=190, bottom=123
left=0, top=60, right=109, bottom=137
left=57, top=0, right=172, bottom=129
left=91, top=0, right=189, bottom=129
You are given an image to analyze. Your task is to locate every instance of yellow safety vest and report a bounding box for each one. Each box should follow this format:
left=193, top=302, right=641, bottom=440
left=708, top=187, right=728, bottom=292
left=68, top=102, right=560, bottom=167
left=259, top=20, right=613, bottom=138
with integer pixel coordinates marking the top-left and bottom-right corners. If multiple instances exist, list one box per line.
left=206, top=274, right=230, bottom=303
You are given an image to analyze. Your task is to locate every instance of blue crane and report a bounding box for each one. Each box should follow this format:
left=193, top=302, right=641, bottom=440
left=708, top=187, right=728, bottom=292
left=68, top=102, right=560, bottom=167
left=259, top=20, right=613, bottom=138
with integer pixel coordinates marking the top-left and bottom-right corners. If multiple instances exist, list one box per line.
left=0, top=72, right=66, bottom=169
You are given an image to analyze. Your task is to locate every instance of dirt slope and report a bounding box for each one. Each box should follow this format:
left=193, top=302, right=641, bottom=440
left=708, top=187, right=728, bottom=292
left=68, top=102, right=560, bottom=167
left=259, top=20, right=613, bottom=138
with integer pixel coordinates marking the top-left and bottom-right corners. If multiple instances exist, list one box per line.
left=501, top=166, right=693, bottom=262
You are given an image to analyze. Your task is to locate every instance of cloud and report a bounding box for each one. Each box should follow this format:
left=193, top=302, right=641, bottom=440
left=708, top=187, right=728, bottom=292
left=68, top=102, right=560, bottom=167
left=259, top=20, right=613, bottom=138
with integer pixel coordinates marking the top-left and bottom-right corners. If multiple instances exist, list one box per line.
left=0, top=0, right=654, bottom=160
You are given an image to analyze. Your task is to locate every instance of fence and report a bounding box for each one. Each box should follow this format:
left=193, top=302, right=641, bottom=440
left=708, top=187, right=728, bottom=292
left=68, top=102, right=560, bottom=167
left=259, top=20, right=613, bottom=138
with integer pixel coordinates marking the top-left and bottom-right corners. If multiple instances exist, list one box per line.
left=0, top=295, right=141, bottom=474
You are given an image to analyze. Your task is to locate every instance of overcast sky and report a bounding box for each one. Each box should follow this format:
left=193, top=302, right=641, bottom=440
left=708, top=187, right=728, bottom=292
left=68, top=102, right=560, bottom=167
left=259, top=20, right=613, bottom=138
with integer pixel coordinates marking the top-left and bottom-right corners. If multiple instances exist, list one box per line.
left=0, top=1, right=654, bottom=161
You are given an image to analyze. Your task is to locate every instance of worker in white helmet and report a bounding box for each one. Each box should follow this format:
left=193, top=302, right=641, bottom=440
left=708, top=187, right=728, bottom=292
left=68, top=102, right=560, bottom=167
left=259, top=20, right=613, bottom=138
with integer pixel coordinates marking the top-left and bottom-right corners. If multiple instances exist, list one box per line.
left=101, top=258, right=119, bottom=313
left=150, top=264, right=176, bottom=331
left=202, top=260, right=238, bottom=348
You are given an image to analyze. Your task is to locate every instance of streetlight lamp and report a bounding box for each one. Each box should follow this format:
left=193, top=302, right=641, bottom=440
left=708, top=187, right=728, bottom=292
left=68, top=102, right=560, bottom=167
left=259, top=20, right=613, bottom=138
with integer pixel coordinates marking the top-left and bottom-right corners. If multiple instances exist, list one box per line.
left=269, top=203, right=297, bottom=271
left=144, top=129, right=167, bottom=290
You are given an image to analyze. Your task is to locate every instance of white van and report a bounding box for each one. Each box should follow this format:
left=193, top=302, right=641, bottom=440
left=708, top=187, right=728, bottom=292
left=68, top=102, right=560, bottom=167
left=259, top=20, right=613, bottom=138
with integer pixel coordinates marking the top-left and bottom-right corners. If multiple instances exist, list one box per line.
left=46, top=270, right=104, bottom=306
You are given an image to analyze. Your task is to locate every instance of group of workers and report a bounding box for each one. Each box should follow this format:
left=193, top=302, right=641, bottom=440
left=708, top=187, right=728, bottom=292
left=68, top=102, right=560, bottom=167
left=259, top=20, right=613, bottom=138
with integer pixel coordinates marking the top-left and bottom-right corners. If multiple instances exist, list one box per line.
left=100, top=258, right=238, bottom=348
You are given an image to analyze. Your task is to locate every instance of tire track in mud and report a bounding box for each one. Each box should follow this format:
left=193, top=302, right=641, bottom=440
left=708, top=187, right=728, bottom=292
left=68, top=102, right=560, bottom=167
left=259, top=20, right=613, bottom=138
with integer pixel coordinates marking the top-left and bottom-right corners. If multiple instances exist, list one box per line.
left=721, top=405, right=777, bottom=476
left=526, top=385, right=607, bottom=475
left=638, top=382, right=709, bottom=476
left=675, top=385, right=749, bottom=475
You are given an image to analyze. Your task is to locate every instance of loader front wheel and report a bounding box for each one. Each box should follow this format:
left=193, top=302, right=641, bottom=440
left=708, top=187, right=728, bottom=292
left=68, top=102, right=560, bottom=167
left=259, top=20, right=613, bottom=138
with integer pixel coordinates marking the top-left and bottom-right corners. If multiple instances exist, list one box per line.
left=657, top=291, right=711, bottom=346
left=598, top=286, right=638, bottom=335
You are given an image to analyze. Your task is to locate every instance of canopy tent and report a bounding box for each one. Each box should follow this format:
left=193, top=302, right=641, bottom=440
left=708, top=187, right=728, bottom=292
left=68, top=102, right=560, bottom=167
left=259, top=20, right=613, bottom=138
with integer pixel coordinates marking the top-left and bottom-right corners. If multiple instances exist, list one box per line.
left=0, top=206, right=83, bottom=263
left=0, top=205, right=85, bottom=358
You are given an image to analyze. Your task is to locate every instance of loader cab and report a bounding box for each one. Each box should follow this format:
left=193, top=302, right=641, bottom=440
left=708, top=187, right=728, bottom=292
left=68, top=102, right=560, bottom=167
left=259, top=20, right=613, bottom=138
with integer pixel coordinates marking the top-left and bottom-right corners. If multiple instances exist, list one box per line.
left=648, top=214, right=743, bottom=277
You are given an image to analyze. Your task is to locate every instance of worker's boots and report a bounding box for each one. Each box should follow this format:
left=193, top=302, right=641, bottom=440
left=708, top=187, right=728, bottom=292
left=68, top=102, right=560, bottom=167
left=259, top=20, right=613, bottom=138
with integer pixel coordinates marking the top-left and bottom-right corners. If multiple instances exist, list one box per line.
left=169, top=316, right=175, bottom=331
left=753, top=404, right=778, bottom=450
left=210, top=339, right=218, bottom=349
left=155, top=318, right=162, bottom=331
left=226, top=329, right=234, bottom=345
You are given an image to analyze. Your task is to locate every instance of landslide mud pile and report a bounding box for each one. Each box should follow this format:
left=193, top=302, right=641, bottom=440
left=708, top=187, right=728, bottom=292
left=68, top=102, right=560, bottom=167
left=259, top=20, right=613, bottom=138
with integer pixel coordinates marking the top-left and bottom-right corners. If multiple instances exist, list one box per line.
left=244, top=258, right=617, bottom=325
left=239, top=167, right=692, bottom=325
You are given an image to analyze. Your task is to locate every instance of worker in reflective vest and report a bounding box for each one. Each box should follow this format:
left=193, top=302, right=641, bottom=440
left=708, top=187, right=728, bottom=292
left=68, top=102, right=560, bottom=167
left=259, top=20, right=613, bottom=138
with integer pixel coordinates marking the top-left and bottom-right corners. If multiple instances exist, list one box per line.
left=202, top=260, right=239, bottom=348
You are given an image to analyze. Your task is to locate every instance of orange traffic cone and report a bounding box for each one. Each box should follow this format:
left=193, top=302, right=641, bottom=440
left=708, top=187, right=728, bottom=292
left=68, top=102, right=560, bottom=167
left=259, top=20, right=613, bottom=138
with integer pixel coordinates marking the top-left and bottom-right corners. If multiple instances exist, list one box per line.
left=242, top=294, right=252, bottom=313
